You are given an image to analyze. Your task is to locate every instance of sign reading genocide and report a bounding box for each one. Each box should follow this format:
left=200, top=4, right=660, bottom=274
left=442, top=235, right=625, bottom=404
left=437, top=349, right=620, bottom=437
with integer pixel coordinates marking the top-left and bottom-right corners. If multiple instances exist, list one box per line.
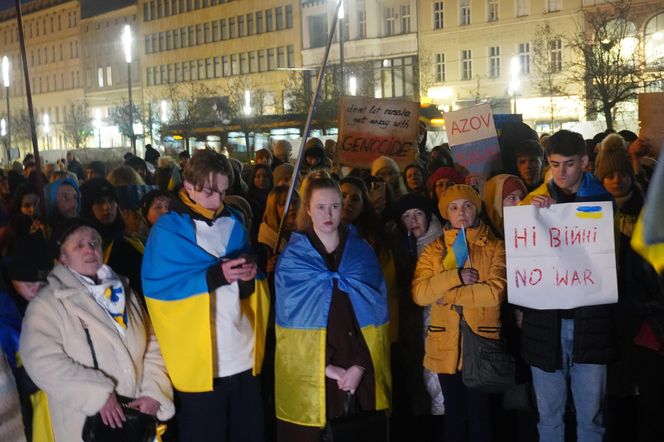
left=446, top=103, right=502, bottom=183
left=335, top=96, right=419, bottom=169
left=503, top=202, right=618, bottom=310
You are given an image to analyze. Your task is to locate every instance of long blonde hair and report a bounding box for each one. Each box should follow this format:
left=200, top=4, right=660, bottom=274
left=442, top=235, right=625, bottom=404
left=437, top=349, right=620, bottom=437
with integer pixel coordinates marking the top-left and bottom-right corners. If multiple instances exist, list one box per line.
left=295, top=171, right=341, bottom=231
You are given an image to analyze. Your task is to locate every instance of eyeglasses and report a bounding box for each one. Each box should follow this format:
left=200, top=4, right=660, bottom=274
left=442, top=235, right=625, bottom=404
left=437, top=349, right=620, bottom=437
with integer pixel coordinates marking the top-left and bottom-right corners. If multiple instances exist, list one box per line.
left=199, top=187, right=225, bottom=197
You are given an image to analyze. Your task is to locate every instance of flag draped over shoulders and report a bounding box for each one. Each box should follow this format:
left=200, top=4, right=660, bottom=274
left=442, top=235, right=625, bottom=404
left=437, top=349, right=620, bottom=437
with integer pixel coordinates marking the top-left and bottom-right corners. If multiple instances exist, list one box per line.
left=142, top=211, right=269, bottom=392
left=274, top=225, right=390, bottom=427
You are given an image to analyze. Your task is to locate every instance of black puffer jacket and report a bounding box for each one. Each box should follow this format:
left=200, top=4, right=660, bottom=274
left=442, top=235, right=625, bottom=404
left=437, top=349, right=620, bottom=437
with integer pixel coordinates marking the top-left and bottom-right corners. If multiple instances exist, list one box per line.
left=521, top=305, right=617, bottom=372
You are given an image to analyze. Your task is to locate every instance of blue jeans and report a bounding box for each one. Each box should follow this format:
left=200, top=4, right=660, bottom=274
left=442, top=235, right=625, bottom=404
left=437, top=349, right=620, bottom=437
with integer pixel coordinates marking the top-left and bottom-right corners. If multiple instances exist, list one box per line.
left=531, top=319, right=607, bottom=442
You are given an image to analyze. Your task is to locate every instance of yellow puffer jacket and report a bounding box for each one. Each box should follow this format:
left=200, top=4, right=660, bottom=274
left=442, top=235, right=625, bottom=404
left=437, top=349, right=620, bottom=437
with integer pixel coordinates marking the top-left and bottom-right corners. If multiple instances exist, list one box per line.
left=412, top=222, right=507, bottom=374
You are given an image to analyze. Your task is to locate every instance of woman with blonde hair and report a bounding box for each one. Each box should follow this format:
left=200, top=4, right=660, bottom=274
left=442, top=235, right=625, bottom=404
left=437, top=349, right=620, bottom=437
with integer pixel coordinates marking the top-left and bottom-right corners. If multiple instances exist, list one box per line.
left=275, top=171, right=390, bottom=441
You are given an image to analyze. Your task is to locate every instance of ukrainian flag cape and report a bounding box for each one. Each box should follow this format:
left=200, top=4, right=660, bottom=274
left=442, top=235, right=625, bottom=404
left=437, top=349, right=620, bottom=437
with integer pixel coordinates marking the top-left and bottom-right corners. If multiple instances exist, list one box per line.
left=142, top=211, right=269, bottom=393
left=632, top=160, right=664, bottom=273
left=275, top=226, right=391, bottom=427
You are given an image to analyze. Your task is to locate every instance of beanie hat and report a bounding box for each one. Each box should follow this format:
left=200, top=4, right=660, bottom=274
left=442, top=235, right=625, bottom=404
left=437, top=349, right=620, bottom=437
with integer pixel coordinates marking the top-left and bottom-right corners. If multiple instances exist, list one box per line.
left=426, top=166, right=465, bottom=193
left=79, top=178, right=118, bottom=215
left=8, top=232, right=52, bottom=282
left=501, top=176, right=527, bottom=200
left=371, top=156, right=400, bottom=177
left=595, top=143, right=633, bottom=183
left=273, top=163, right=294, bottom=185
left=438, top=184, right=482, bottom=217
left=305, top=138, right=325, bottom=159
left=394, top=193, right=433, bottom=225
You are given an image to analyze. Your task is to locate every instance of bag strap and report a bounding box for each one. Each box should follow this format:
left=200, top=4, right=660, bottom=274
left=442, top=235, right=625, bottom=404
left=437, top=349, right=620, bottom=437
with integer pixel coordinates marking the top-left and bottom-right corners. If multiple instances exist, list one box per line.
left=79, top=319, right=99, bottom=370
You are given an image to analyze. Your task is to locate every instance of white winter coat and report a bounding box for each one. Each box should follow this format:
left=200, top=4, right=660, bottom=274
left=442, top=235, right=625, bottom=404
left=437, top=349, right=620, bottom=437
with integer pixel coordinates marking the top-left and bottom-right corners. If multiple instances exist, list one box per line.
left=19, top=264, right=174, bottom=442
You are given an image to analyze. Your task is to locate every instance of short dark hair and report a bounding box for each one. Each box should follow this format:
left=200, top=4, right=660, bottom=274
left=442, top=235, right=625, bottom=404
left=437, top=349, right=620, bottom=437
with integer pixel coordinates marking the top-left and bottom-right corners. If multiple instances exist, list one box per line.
left=514, top=140, right=544, bottom=161
left=184, top=149, right=234, bottom=190
left=86, top=161, right=106, bottom=178
left=545, top=130, right=586, bottom=158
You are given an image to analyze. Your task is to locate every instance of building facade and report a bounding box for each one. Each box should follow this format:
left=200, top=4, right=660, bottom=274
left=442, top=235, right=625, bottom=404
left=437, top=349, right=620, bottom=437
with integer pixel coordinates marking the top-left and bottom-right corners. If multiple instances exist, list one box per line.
left=0, top=0, right=84, bottom=157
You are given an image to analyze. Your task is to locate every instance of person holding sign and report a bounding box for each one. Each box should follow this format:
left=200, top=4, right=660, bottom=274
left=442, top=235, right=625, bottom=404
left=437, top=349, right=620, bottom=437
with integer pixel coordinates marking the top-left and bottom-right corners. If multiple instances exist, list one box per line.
left=412, top=184, right=507, bottom=442
left=519, top=130, right=616, bottom=442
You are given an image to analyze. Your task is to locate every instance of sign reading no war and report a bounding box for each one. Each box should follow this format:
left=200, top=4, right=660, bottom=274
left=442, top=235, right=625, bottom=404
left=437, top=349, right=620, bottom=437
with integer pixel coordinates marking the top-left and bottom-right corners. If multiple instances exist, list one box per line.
left=503, top=202, right=618, bottom=310
left=335, top=96, right=419, bottom=169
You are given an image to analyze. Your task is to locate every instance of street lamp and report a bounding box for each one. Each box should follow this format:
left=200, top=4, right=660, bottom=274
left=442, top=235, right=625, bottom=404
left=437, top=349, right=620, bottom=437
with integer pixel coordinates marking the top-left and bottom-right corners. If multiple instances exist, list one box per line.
left=2, top=56, right=10, bottom=160
left=121, top=25, right=136, bottom=155
left=509, top=56, right=521, bottom=114
left=43, top=113, right=50, bottom=150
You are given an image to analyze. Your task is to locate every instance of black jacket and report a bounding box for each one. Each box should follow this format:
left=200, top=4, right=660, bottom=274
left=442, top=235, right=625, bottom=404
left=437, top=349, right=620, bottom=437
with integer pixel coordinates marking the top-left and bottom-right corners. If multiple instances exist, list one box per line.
left=520, top=174, right=617, bottom=371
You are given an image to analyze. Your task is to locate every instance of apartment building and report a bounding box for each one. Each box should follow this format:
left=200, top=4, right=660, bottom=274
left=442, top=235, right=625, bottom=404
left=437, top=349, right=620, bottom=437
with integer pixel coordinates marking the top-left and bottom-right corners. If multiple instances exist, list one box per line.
left=0, top=0, right=83, bottom=153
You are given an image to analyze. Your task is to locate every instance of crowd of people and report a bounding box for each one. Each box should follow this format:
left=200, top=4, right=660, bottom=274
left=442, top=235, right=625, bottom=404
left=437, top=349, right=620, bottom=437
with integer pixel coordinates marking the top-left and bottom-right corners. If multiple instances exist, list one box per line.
left=0, top=123, right=662, bottom=442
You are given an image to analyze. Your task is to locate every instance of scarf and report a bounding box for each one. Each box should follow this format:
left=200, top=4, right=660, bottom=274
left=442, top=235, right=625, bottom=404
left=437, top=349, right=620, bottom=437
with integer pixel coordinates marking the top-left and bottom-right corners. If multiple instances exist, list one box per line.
left=71, top=265, right=128, bottom=334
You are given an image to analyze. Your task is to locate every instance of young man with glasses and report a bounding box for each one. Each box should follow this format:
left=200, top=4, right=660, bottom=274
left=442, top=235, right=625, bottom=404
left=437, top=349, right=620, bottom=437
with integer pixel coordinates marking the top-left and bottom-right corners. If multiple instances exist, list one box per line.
left=142, top=149, right=268, bottom=442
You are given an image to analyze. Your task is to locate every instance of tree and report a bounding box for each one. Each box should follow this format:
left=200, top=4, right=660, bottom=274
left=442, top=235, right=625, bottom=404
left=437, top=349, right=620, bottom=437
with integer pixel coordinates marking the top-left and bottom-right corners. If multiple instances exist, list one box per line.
left=108, top=100, right=141, bottom=145
left=62, top=101, right=93, bottom=149
left=283, top=61, right=375, bottom=134
left=567, top=0, right=664, bottom=129
left=10, top=109, right=32, bottom=153
left=532, top=23, right=569, bottom=130
left=219, top=75, right=267, bottom=159
left=161, top=83, right=217, bottom=154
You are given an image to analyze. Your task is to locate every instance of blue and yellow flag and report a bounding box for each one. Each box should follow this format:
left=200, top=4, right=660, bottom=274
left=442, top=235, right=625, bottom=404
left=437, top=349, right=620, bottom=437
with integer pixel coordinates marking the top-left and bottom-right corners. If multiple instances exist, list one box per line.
left=443, top=226, right=469, bottom=270
left=142, top=211, right=269, bottom=393
left=275, top=226, right=391, bottom=427
left=632, top=160, right=664, bottom=273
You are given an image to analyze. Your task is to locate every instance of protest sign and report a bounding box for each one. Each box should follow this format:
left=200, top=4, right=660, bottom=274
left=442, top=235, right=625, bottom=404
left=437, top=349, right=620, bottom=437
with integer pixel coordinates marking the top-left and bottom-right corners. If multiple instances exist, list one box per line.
left=503, top=202, right=618, bottom=310
left=446, top=104, right=502, bottom=182
left=638, top=93, right=664, bottom=155
left=335, top=96, right=419, bottom=169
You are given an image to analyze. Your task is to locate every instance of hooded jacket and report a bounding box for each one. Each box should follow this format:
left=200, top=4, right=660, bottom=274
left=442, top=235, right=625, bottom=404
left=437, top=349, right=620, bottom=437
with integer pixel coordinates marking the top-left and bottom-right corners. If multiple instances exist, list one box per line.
left=412, top=222, right=507, bottom=374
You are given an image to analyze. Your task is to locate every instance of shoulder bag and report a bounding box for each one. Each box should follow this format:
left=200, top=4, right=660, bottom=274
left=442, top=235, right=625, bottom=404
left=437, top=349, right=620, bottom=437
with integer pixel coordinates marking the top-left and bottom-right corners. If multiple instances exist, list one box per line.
left=80, top=321, right=157, bottom=442
left=456, top=305, right=515, bottom=394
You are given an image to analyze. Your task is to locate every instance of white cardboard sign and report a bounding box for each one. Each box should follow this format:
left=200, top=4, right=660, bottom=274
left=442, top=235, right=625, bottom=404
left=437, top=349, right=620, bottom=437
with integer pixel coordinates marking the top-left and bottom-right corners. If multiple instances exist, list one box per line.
left=503, top=202, right=618, bottom=310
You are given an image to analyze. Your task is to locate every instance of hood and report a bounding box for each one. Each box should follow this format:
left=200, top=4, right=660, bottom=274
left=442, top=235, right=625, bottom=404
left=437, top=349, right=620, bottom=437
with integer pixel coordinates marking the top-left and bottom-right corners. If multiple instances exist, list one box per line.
left=483, top=174, right=524, bottom=238
left=44, top=178, right=81, bottom=222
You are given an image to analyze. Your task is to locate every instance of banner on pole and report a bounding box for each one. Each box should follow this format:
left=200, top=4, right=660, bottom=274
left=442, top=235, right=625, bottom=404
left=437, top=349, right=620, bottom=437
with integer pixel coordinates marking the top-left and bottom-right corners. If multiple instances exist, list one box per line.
left=335, top=96, right=419, bottom=169
left=503, top=202, right=618, bottom=310
left=446, top=103, right=502, bottom=182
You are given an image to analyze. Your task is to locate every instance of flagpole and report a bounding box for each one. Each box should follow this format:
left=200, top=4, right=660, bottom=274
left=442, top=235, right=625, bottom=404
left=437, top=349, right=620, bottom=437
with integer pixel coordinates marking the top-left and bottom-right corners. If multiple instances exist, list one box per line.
left=462, top=224, right=473, bottom=268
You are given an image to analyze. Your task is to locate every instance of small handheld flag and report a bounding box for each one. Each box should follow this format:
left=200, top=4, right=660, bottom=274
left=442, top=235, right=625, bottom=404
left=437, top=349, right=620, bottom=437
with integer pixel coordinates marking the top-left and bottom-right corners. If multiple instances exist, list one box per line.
left=442, top=225, right=469, bottom=270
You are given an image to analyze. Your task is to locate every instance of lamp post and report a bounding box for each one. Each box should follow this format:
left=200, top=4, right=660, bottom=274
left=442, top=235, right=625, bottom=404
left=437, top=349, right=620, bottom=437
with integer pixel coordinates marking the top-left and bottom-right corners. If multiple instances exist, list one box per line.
left=122, top=25, right=136, bottom=155
left=338, top=0, right=345, bottom=96
left=2, top=56, right=10, bottom=162
left=509, top=56, right=521, bottom=114
left=43, top=113, right=50, bottom=149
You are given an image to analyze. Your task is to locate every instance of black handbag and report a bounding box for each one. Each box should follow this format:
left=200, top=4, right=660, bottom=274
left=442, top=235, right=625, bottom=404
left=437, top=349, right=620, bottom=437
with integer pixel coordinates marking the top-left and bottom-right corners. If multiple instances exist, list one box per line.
left=80, top=322, right=157, bottom=442
left=456, top=306, right=516, bottom=394
left=324, top=392, right=389, bottom=442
